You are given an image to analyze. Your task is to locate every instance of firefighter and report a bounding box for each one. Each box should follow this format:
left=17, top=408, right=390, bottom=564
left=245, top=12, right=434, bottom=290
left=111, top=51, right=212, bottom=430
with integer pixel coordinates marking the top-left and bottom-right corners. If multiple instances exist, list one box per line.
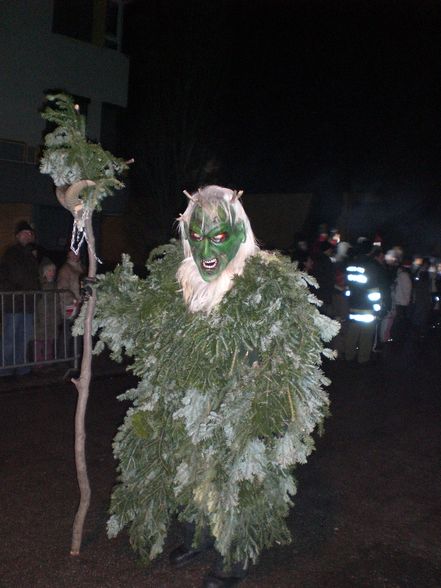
left=344, top=239, right=383, bottom=364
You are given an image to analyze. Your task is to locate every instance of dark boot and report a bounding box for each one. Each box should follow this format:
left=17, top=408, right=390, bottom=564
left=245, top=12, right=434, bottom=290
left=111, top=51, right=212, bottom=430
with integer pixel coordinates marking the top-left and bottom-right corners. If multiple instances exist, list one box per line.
left=202, top=574, right=244, bottom=588
left=169, top=544, right=203, bottom=568
left=202, top=554, right=248, bottom=587
left=170, top=521, right=214, bottom=568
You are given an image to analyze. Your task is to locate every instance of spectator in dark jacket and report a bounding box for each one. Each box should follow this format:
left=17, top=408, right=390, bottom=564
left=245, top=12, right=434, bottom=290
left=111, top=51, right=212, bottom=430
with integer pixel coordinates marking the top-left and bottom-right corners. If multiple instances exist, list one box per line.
left=0, top=221, right=40, bottom=375
left=412, top=258, right=433, bottom=338
left=312, top=240, right=336, bottom=317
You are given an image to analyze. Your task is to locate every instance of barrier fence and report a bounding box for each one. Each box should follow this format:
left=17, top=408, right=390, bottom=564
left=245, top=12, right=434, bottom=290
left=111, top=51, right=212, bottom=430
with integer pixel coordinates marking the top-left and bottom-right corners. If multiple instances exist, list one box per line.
left=0, top=289, right=80, bottom=375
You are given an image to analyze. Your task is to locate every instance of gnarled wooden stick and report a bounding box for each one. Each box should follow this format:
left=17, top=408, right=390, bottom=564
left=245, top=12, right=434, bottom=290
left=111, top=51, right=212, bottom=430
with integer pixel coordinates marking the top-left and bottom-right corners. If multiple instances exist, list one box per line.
left=67, top=189, right=97, bottom=556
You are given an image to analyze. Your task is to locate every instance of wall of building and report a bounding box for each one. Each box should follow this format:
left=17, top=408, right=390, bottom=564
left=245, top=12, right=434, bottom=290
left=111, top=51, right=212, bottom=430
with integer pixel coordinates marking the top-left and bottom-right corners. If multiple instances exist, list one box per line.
left=0, top=0, right=129, bottom=147
left=0, top=0, right=130, bottom=257
left=245, top=193, right=312, bottom=250
left=99, top=193, right=313, bottom=266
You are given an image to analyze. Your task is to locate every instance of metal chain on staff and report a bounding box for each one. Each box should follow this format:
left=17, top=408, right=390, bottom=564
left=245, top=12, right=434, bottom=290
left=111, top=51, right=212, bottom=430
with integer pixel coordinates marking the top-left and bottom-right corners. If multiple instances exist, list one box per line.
left=69, top=205, right=102, bottom=263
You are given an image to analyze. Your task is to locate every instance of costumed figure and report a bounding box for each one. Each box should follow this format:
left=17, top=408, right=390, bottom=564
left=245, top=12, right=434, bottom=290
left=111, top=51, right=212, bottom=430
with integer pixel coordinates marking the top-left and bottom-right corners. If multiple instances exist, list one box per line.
left=94, top=185, right=339, bottom=587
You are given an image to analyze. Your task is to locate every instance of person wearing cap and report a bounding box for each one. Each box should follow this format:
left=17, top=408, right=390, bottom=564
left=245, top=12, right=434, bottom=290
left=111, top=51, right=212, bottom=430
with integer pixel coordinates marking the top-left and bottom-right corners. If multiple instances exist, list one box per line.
left=0, top=221, right=40, bottom=376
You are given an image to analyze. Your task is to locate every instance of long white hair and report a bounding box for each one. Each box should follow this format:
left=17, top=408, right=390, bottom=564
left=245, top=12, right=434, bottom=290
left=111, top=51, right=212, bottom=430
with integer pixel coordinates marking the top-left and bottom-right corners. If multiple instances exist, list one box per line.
left=177, top=185, right=259, bottom=313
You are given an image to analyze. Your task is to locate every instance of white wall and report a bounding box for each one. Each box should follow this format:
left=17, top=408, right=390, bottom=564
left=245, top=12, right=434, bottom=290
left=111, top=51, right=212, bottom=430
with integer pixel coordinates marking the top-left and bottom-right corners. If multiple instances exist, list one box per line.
left=0, top=0, right=129, bottom=145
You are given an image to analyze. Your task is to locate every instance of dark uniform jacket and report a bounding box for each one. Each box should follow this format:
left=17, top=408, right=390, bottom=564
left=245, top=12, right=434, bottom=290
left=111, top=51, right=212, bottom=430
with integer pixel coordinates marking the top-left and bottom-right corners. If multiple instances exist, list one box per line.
left=345, top=254, right=382, bottom=321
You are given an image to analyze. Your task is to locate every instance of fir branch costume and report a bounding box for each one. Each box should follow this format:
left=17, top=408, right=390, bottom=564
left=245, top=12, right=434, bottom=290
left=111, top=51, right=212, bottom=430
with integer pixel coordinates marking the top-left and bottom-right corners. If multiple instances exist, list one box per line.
left=94, top=187, right=339, bottom=570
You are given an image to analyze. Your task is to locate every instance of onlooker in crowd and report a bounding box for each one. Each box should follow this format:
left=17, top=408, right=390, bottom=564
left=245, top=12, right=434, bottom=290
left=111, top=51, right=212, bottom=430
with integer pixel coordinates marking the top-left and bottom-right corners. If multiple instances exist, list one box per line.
left=311, top=223, right=329, bottom=257
left=390, top=262, right=412, bottom=343
left=371, top=248, right=392, bottom=311
left=381, top=248, right=401, bottom=342
left=288, top=233, right=312, bottom=272
left=432, top=261, right=441, bottom=329
left=411, top=258, right=433, bottom=338
left=332, top=241, right=351, bottom=356
left=335, top=241, right=351, bottom=264
left=329, top=227, right=341, bottom=246
left=293, top=249, right=314, bottom=273
left=370, top=247, right=393, bottom=350
left=0, top=221, right=40, bottom=376
left=312, top=240, right=336, bottom=317
left=57, top=249, right=85, bottom=358
left=334, top=241, right=352, bottom=299
left=34, top=259, right=61, bottom=367
left=57, top=249, right=84, bottom=320
left=391, top=245, right=404, bottom=265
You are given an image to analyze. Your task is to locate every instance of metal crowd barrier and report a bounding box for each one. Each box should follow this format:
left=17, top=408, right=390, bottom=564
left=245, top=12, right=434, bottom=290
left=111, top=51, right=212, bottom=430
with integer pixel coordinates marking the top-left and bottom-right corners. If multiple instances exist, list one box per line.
left=0, top=289, right=80, bottom=374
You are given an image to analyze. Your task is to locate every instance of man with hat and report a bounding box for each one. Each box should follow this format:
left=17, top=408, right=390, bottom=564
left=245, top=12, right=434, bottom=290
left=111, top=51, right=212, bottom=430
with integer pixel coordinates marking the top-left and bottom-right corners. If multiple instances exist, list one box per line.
left=0, top=220, right=40, bottom=375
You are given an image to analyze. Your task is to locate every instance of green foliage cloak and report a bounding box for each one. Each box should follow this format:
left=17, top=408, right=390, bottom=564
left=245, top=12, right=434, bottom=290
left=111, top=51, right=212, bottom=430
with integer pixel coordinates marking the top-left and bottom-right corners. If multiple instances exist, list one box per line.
left=93, top=241, right=339, bottom=568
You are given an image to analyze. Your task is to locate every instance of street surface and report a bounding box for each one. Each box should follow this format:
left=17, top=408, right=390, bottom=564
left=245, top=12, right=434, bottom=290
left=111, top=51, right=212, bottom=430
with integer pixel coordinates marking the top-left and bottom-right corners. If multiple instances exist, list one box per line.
left=0, top=333, right=440, bottom=587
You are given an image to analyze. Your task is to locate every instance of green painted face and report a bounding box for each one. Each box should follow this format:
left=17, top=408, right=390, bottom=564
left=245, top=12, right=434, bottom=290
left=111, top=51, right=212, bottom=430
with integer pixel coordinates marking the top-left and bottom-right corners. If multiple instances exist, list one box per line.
left=186, top=205, right=246, bottom=282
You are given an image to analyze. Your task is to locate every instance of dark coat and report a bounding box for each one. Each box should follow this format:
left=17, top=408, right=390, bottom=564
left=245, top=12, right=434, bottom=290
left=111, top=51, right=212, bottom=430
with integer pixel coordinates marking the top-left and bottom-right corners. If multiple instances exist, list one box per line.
left=313, top=253, right=336, bottom=305
left=0, top=243, right=40, bottom=312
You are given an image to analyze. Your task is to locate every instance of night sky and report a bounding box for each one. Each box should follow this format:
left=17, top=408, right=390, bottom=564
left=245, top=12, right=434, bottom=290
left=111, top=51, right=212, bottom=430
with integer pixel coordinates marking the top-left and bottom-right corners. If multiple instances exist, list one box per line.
left=122, top=0, right=441, bottom=249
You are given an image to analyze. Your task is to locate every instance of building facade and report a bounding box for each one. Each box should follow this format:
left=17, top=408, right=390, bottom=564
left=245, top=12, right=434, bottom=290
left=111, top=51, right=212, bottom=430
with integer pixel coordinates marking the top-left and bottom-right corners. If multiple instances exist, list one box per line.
left=0, top=0, right=129, bottom=258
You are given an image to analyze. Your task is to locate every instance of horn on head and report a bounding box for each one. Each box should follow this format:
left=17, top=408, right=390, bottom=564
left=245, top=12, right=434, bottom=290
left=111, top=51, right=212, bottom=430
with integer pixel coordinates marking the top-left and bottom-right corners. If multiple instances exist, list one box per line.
left=231, top=189, right=244, bottom=202
left=183, top=189, right=196, bottom=202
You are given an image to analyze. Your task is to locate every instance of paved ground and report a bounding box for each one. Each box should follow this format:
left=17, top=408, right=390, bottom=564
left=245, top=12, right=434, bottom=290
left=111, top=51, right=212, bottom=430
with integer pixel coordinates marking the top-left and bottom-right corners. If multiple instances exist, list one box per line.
left=0, top=334, right=440, bottom=587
